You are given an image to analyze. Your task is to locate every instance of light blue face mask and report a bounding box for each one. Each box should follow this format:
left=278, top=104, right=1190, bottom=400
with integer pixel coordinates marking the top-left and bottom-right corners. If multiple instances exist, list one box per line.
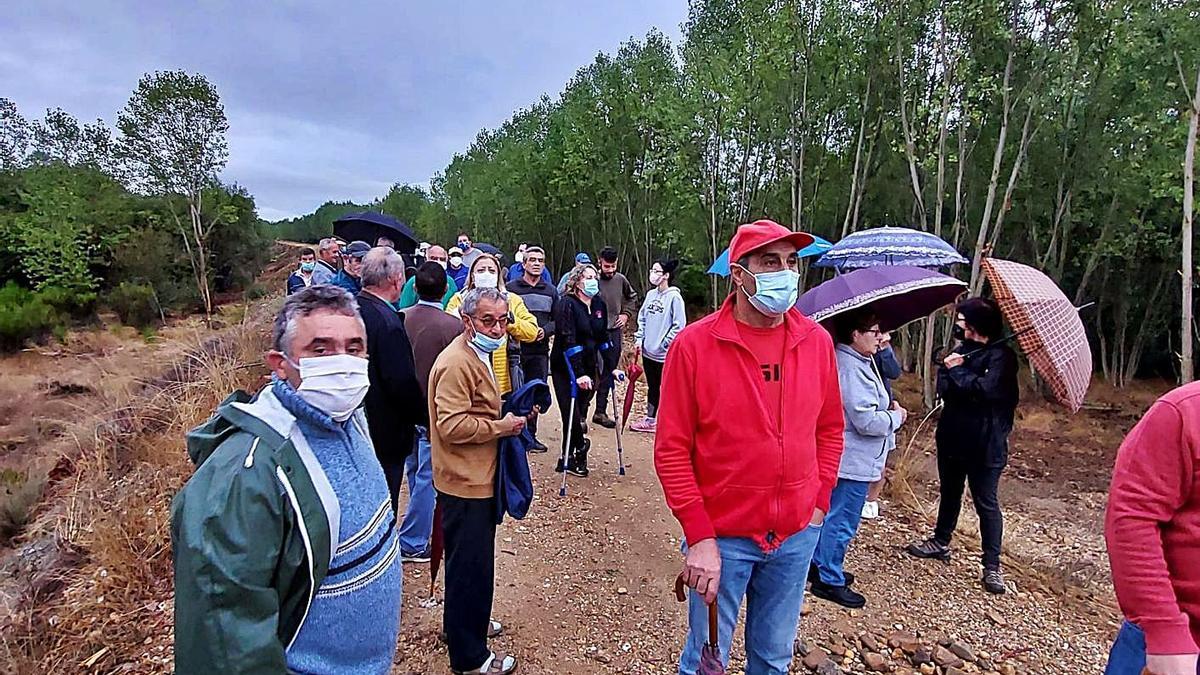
left=736, top=266, right=800, bottom=317
left=469, top=323, right=506, bottom=353
left=582, top=278, right=600, bottom=297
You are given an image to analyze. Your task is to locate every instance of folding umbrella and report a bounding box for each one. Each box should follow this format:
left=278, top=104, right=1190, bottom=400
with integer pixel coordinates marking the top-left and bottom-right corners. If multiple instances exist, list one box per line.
left=797, top=266, right=967, bottom=331
left=429, top=503, right=443, bottom=599
left=981, top=258, right=1092, bottom=412
left=620, top=359, right=644, bottom=431
left=813, top=226, right=967, bottom=270
left=707, top=236, right=832, bottom=276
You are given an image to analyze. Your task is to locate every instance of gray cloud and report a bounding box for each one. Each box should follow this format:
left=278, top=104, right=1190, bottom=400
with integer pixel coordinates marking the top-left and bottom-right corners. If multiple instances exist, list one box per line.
left=2, top=0, right=685, bottom=218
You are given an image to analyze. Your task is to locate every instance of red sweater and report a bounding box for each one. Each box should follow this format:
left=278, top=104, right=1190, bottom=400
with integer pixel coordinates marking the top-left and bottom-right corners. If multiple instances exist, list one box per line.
left=1106, top=382, right=1200, bottom=655
left=653, top=298, right=844, bottom=552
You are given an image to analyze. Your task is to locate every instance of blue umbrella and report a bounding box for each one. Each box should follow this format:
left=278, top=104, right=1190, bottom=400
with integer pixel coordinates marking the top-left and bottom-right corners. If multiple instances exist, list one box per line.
left=813, top=226, right=966, bottom=270
left=707, top=235, right=832, bottom=276
left=797, top=266, right=966, bottom=331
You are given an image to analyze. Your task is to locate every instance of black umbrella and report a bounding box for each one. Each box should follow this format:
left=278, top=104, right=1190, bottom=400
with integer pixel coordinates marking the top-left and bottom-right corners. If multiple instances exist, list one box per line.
left=474, top=242, right=502, bottom=256
left=333, top=212, right=418, bottom=254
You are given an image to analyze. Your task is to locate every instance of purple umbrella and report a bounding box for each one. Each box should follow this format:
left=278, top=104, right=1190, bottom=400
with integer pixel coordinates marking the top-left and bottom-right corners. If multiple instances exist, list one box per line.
left=674, top=574, right=725, bottom=674
left=797, top=266, right=966, bottom=331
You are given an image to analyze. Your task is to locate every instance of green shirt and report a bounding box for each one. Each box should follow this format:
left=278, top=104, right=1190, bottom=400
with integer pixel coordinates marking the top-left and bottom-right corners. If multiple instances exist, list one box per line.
left=397, top=274, right=457, bottom=310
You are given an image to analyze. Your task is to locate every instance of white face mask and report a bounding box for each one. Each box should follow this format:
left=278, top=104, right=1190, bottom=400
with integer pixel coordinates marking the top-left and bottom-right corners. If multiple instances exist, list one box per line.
left=450, top=256, right=463, bottom=268
left=288, top=354, right=370, bottom=422
left=474, top=271, right=499, bottom=289
left=515, top=251, right=525, bottom=263
left=649, top=270, right=664, bottom=287
left=435, top=259, right=448, bottom=270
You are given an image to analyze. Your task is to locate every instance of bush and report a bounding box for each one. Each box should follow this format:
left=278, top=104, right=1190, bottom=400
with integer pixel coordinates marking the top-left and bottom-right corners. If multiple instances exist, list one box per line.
left=105, top=282, right=160, bottom=329
left=0, top=282, right=60, bottom=350
left=38, top=285, right=98, bottom=319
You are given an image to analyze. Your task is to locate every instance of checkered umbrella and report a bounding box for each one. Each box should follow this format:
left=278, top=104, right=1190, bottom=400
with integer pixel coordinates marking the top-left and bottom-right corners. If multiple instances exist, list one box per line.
left=981, top=258, right=1092, bottom=412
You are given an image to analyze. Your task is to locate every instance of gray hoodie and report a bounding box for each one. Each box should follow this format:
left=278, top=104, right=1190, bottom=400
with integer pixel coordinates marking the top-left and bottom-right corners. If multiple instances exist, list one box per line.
left=834, top=344, right=903, bottom=482
left=635, top=286, right=686, bottom=362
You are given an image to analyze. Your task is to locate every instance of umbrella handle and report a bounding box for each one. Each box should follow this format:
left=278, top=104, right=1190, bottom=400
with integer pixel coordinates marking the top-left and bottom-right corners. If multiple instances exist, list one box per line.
left=673, top=574, right=720, bottom=648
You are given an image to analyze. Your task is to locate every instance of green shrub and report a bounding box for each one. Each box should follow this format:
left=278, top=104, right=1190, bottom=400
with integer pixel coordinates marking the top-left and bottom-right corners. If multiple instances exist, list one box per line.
left=104, top=282, right=160, bottom=329
left=0, top=282, right=60, bottom=350
left=38, top=285, right=97, bottom=318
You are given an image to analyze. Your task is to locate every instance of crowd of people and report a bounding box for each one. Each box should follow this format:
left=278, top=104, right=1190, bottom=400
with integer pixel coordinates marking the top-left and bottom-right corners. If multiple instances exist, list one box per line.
left=171, top=223, right=1198, bottom=675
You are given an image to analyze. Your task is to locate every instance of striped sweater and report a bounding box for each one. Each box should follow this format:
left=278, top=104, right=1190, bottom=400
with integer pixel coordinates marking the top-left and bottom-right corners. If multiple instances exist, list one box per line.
left=273, top=380, right=402, bottom=674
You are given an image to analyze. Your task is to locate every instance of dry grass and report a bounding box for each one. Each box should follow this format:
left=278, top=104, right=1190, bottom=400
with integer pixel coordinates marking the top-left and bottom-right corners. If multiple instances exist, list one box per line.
left=0, top=298, right=278, bottom=674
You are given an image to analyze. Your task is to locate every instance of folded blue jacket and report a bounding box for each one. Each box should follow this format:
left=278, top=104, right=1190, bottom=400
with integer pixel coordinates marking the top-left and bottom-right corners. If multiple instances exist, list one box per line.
left=496, top=379, right=552, bottom=523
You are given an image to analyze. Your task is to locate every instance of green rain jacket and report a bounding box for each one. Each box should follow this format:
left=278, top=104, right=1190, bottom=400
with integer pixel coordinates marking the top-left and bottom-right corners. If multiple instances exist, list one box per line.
left=171, top=385, right=359, bottom=673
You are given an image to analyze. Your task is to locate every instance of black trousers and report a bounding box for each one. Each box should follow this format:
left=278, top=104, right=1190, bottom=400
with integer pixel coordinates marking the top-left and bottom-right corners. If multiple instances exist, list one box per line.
left=439, top=492, right=497, bottom=672
left=642, top=356, right=664, bottom=418
left=596, top=328, right=623, bottom=415
left=382, top=460, right=405, bottom=513
left=933, top=451, right=1004, bottom=570
left=551, top=365, right=594, bottom=454
left=520, top=352, right=550, bottom=435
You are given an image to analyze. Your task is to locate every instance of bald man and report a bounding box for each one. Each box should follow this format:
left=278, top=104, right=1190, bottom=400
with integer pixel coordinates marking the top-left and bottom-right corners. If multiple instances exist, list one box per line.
left=398, top=245, right=458, bottom=309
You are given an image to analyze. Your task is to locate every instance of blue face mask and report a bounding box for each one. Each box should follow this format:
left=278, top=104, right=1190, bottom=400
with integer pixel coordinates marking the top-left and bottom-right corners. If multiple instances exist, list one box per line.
left=582, top=278, right=600, bottom=297
left=737, top=266, right=800, bottom=317
left=300, top=261, right=315, bottom=273
left=469, top=323, right=506, bottom=353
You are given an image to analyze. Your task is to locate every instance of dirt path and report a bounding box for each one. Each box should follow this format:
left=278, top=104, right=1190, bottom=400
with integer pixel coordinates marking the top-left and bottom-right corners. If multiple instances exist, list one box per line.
left=393, top=386, right=1122, bottom=675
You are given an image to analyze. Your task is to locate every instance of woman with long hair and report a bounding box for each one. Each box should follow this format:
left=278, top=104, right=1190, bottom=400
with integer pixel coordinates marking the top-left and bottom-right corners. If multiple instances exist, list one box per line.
left=446, top=253, right=539, bottom=396
left=630, top=259, right=686, bottom=433
left=550, top=263, right=609, bottom=477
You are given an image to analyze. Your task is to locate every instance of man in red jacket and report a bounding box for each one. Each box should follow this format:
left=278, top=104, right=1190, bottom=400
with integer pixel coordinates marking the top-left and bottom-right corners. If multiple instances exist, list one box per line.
left=1104, top=382, right=1200, bottom=675
left=655, top=220, right=844, bottom=675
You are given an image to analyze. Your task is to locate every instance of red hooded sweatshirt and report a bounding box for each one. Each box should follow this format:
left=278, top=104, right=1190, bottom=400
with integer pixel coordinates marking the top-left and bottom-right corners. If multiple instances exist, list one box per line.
left=1106, top=382, right=1200, bottom=656
left=653, top=297, right=844, bottom=552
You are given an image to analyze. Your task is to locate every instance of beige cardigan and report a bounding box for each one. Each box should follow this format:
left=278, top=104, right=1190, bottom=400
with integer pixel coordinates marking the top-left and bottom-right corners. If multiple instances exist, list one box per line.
left=428, top=334, right=508, bottom=498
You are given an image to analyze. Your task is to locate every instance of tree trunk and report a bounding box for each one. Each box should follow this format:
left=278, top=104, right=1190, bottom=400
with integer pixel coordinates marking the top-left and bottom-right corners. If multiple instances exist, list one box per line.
left=986, top=102, right=1038, bottom=252
left=969, top=51, right=1015, bottom=293
left=896, top=38, right=928, bottom=231
left=842, top=76, right=872, bottom=238
left=1181, top=63, right=1199, bottom=383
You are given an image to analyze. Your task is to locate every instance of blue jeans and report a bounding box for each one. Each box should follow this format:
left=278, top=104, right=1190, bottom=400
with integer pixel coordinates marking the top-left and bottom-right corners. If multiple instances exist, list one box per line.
left=1105, top=620, right=1200, bottom=674
left=812, top=478, right=870, bottom=586
left=399, top=426, right=435, bottom=554
left=679, top=526, right=822, bottom=675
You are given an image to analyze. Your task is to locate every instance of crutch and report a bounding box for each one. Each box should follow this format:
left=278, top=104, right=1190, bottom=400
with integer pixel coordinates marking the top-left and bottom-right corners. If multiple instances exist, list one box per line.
left=559, top=346, right=584, bottom=497
left=610, top=370, right=627, bottom=475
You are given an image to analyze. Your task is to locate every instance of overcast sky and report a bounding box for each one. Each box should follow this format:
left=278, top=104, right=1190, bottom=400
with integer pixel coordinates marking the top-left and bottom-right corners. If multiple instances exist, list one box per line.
left=2, top=1, right=686, bottom=220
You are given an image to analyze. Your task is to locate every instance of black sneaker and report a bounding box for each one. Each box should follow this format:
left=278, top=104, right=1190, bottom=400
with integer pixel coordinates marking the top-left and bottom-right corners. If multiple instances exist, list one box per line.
left=592, top=412, right=617, bottom=429
left=983, top=568, right=1006, bottom=594
left=808, top=562, right=855, bottom=587
left=810, top=579, right=866, bottom=609
left=400, top=548, right=431, bottom=564
left=528, top=439, right=549, bottom=454
left=905, top=538, right=952, bottom=561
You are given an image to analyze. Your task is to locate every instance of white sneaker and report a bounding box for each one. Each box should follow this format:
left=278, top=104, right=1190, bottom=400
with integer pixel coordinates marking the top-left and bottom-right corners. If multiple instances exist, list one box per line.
left=861, top=500, right=880, bottom=520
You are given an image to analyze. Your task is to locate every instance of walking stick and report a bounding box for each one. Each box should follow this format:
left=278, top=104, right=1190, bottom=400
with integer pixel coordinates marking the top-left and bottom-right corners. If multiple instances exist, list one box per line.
left=559, top=346, right=584, bottom=497
left=611, top=371, right=626, bottom=475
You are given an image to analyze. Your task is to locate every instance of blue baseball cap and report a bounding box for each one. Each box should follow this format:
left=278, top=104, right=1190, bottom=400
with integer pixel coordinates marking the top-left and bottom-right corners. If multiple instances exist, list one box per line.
left=575, top=252, right=592, bottom=264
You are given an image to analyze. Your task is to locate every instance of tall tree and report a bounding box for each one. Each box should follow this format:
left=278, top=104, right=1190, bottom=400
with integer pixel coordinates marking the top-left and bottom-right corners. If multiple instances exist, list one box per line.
left=117, top=70, right=229, bottom=320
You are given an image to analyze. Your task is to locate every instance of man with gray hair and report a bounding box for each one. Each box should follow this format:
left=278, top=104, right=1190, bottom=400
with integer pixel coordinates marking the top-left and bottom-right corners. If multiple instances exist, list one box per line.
left=429, top=286, right=526, bottom=675
left=356, top=247, right=426, bottom=508
left=313, top=237, right=341, bottom=285
left=172, top=285, right=403, bottom=673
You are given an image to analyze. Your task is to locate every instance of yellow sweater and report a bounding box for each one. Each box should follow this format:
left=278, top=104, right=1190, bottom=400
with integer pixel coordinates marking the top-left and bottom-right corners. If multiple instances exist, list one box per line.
left=445, top=291, right=539, bottom=394
left=427, top=334, right=508, bottom=498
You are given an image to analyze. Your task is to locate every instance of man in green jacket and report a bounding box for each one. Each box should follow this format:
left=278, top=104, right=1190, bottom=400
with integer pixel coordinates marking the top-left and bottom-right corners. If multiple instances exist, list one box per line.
left=397, top=244, right=458, bottom=309
left=171, top=285, right=402, bottom=674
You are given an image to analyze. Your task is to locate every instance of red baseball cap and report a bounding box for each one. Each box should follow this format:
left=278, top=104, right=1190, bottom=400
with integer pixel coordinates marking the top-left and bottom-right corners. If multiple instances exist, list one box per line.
left=728, top=220, right=814, bottom=264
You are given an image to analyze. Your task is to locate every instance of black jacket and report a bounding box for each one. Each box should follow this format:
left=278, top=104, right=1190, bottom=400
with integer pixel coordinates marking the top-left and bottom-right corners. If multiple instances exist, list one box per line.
left=551, top=295, right=609, bottom=379
left=507, top=277, right=559, bottom=355
left=356, top=291, right=426, bottom=465
left=935, top=339, right=1019, bottom=468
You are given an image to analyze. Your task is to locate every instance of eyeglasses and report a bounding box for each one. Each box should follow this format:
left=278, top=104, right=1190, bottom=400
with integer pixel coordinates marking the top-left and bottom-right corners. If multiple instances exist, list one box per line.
left=470, top=315, right=510, bottom=329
